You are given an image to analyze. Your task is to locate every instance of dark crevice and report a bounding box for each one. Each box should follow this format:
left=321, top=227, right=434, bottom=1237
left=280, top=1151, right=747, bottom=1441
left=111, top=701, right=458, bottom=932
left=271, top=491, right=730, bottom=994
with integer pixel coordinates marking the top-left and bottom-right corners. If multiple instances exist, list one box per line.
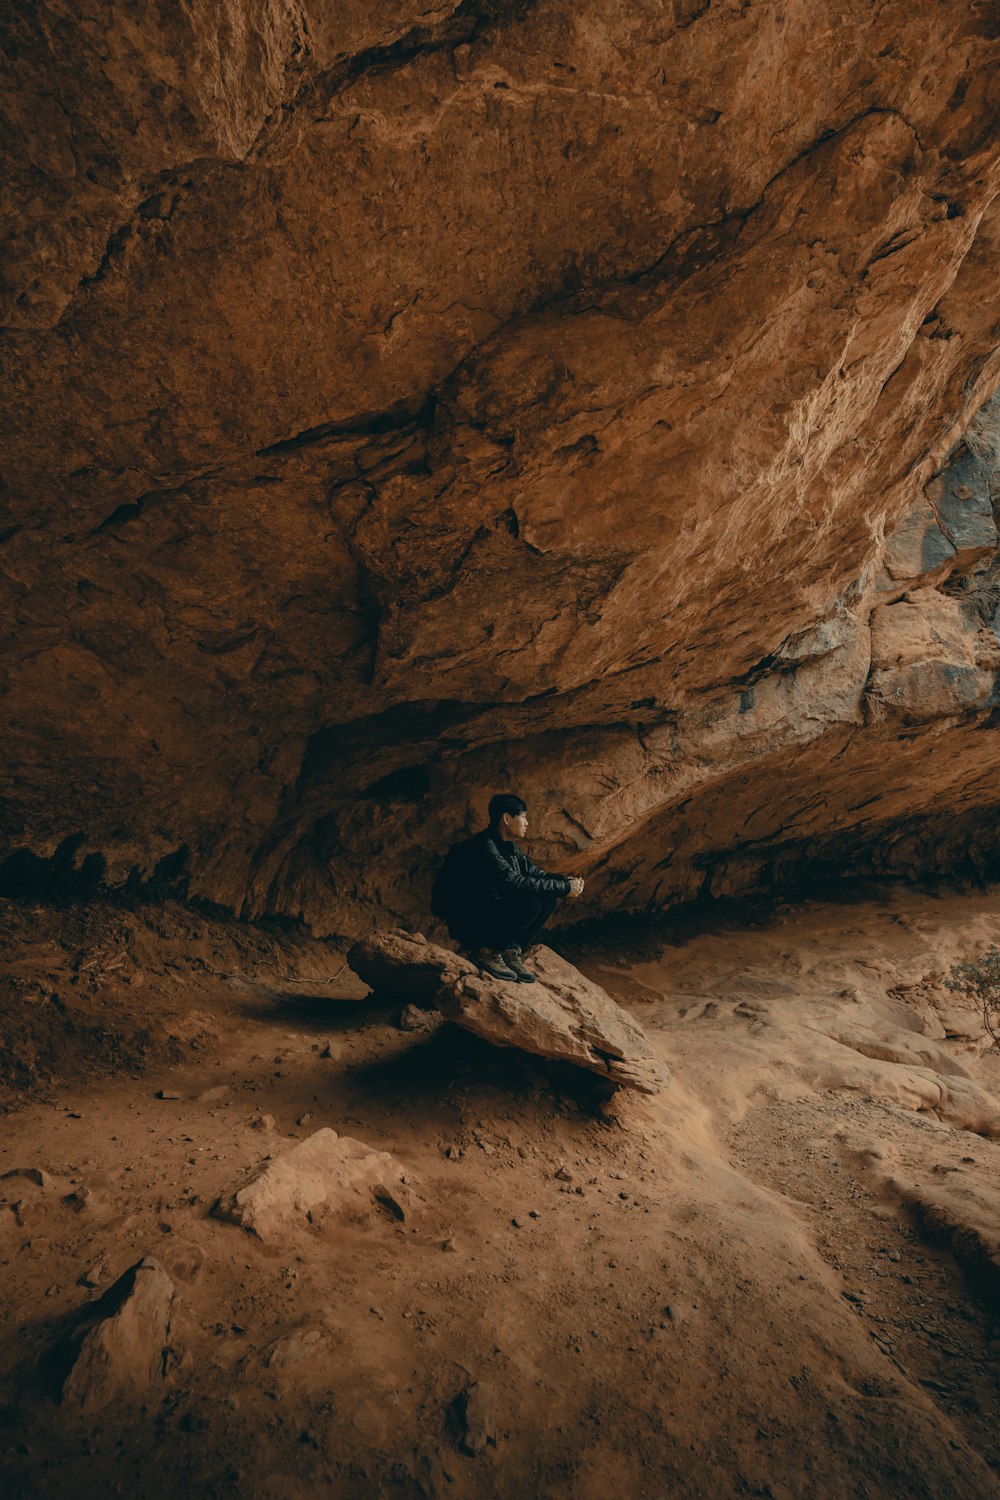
left=256, top=392, right=437, bottom=456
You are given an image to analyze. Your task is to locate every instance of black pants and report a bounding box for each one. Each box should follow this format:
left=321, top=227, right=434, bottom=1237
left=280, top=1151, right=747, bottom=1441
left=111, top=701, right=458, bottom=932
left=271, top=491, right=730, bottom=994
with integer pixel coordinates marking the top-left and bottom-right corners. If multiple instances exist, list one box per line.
left=451, top=888, right=559, bottom=953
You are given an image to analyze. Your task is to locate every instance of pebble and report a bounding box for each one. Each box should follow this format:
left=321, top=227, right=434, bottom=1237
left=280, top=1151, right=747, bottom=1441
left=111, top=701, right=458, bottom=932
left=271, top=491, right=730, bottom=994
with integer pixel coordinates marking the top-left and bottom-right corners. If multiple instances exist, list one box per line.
left=155, top=1091, right=182, bottom=1101
left=554, top=1166, right=573, bottom=1183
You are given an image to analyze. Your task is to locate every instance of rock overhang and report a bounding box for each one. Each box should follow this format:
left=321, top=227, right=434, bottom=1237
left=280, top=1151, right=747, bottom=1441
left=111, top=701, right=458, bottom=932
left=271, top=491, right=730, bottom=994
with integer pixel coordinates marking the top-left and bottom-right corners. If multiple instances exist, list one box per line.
left=2, top=1, right=1000, bottom=932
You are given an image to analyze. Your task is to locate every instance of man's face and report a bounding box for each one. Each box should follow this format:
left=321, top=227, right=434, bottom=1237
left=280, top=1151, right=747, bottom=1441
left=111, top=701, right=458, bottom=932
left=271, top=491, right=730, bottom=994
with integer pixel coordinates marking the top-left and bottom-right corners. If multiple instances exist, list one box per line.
left=502, top=809, right=529, bottom=839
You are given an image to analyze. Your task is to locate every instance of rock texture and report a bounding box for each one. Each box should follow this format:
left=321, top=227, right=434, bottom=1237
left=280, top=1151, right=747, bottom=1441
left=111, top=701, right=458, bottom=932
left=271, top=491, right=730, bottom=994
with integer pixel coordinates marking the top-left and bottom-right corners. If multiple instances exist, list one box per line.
left=58, top=1256, right=175, bottom=1414
left=348, top=929, right=471, bottom=1003
left=348, top=929, right=670, bottom=1092
left=3, top=3, right=1000, bottom=931
left=214, top=1128, right=417, bottom=1240
left=438, top=948, right=671, bottom=1094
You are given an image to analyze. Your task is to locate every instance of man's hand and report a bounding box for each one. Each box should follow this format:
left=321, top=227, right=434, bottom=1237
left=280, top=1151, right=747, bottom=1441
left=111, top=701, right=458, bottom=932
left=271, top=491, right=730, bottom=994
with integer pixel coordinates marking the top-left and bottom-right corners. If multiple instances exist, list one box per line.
left=568, top=876, right=585, bottom=898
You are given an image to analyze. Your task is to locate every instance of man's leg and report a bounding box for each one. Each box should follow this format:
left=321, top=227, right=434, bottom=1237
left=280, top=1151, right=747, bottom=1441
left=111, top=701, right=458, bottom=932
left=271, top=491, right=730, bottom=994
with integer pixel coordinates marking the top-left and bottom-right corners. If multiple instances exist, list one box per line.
left=507, top=890, right=559, bottom=952
left=453, top=902, right=521, bottom=981
left=493, top=890, right=559, bottom=982
left=459, top=891, right=555, bottom=980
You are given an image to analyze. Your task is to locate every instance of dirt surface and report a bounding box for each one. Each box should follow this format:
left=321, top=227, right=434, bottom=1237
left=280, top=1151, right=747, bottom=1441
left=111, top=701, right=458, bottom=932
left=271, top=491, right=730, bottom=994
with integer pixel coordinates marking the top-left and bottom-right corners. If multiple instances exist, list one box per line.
left=2, top=882, right=1000, bottom=1497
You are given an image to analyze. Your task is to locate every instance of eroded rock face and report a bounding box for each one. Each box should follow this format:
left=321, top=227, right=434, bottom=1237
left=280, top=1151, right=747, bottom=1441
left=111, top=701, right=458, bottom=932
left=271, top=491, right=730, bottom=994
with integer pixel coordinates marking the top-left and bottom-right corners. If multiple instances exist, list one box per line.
left=3, top=3, right=1000, bottom=931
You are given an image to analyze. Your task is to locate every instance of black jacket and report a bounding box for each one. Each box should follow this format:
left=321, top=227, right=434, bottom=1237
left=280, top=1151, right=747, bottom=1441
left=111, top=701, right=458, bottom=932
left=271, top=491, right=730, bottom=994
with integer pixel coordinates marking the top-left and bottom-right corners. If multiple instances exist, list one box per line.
left=471, top=828, right=571, bottom=900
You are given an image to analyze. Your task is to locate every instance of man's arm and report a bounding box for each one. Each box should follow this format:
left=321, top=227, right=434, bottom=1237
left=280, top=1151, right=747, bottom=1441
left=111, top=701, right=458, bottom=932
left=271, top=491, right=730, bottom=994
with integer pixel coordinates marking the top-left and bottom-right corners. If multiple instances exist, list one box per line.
left=479, top=838, right=571, bottom=897
left=522, top=849, right=585, bottom=899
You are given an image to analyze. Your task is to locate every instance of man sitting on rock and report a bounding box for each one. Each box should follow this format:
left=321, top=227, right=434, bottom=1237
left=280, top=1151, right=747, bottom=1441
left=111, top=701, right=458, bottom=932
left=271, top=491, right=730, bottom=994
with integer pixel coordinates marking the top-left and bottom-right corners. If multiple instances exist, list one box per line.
left=433, top=793, right=584, bottom=983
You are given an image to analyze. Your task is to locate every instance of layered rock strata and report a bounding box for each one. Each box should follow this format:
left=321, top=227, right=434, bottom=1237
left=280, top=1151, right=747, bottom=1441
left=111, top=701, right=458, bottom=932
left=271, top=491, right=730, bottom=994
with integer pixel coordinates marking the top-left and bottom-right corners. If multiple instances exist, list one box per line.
left=3, top=2, right=1000, bottom=932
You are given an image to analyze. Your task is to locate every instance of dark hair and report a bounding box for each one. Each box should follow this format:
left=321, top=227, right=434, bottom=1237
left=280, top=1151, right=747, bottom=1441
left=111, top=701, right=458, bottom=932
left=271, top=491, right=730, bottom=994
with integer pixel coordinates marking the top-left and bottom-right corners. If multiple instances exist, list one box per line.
left=488, top=792, right=527, bottom=826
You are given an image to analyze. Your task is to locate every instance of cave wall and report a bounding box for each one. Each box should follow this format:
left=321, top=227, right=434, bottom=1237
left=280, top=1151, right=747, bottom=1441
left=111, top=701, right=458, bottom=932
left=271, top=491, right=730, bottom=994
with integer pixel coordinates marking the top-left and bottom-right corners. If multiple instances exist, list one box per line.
left=3, top=1, right=1000, bottom=934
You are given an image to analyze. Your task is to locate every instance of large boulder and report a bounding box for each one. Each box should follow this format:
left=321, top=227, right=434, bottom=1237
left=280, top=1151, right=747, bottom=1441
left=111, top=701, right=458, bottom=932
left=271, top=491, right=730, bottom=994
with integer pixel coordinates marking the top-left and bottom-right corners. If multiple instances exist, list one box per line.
left=436, top=946, right=670, bottom=1095
left=59, top=1256, right=175, bottom=1414
left=347, top=931, right=670, bottom=1094
left=214, top=1128, right=418, bottom=1241
left=347, top=929, right=475, bottom=1003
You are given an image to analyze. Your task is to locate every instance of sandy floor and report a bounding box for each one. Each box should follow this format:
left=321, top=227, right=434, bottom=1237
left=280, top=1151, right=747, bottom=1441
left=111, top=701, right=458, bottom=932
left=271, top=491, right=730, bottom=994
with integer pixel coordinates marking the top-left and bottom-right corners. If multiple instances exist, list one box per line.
left=2, top=882, right=1000, bottom=1498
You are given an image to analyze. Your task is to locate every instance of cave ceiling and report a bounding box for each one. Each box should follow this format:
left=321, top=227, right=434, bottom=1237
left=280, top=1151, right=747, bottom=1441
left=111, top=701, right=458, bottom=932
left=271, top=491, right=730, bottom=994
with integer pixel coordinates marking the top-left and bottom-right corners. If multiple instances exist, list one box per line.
left=3, top=1, right=1000, bottom=933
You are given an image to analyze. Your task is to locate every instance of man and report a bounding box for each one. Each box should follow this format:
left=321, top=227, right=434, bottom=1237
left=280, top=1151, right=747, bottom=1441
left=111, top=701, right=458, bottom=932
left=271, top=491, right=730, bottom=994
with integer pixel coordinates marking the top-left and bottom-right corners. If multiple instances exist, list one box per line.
left=434, top=793, right=585, bottom=982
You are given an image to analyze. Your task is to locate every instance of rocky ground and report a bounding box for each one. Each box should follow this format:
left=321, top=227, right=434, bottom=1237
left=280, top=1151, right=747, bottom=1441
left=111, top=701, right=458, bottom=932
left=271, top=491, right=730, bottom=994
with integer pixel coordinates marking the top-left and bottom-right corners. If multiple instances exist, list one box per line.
left=2, top=881, right=1000, bottom=1498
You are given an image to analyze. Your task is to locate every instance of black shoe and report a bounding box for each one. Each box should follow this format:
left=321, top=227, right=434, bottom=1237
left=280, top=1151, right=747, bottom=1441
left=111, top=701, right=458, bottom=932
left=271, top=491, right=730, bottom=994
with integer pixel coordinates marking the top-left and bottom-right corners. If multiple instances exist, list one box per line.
left=471, top=947, right=519, bottom=982
left=503, top=946, right=537, bottom=983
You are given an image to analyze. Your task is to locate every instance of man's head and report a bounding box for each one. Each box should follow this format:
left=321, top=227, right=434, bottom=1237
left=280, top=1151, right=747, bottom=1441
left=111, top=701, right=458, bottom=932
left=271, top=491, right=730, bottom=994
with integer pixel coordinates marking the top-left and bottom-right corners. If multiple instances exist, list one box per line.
left=488, top=792, right=529, bottom=841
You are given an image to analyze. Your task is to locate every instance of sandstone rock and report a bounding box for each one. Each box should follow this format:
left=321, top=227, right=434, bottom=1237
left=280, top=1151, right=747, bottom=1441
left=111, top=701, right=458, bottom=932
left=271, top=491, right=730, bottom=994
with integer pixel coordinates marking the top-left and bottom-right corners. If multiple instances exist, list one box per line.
left=348, top=930, right=475, bottom=1003
left=398, top=1003, right=437, bottom=1032
left=1, top=1167, right=54, bottom=1190
left=59, top=1256, right=175, bottom=1414
left=214, top=1128, right=418, bottom=1241
left=262, top=1326, right=326, bottom=1369
left=3, top=4, right=1000, bottom=939
left=893, top=1177, right=1000, bottom=1299
left=437, top=946, right=670, bottom=1095
left=454, top=1380, right=497, bottom=1457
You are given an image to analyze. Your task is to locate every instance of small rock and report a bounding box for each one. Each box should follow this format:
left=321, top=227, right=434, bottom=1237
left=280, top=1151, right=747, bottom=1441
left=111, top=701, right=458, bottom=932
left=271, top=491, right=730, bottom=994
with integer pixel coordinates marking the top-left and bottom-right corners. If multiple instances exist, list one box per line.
left=214, top=1129, right=418, bottom=1242
left=319, top=1042, right=341, bottom=1060
left=511, top=1217, right=525, bottom=1229
left=263, top=1327, right=324, bottom=1368
left=296, top=1114, right=312, bottom=1127
left=397, top=1004, right=432, bottom=1032
left=164, top=1243, right=206, bottom=1283
left=250, top=1114, right=276, bottom=1132
left=454, top=1381, right=497, bottom=1456
left=79, top=1263, right=105, bottom=1289
left=441, top=1238, right=459, bottom=1253
left=554, top=1166, right=573, bottom=1183
left=155, top=1090, right=182, bottom=1101
left=59, top=1257, right=176, bottom=1414
left=1, top=1167, right=53, bottom=1190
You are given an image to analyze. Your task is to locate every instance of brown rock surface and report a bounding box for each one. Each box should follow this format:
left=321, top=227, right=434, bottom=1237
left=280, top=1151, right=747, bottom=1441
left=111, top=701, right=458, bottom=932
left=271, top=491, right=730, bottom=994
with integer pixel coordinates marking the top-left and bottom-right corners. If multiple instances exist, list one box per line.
left=214, top=1128, right=418, bottom=1240
left=2, top=3, right=1000, bottom=933
left=58, top=1256, right=175, bottom=1414
left=437, top=945, right=671, bottom=1093
left=347, top=928, right=475, bottom=1002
